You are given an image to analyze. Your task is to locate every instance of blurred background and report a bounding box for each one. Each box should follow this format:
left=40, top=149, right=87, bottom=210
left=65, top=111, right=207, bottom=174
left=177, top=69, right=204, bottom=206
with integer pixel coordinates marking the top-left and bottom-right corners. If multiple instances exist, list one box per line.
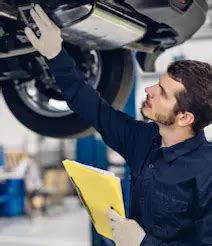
left=0, top=1, right=212, bottom=246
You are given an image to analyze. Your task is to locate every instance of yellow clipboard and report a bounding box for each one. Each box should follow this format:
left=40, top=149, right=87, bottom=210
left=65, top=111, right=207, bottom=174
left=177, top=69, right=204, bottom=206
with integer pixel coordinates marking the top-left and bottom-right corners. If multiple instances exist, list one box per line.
left=63, top=159, right=125, bottom=240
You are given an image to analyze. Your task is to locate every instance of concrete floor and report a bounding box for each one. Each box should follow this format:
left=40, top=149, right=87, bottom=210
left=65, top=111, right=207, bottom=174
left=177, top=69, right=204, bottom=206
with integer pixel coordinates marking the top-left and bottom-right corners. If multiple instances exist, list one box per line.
left=0, top=198, right=91, bottom=246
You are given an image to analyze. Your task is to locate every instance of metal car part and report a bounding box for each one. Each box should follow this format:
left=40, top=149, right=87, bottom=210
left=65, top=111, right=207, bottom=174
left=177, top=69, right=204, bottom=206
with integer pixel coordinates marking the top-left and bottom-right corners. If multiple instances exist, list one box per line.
left=18, top=4, right=36, bottom=29
left=0, top=47, right=35, bottom=58
left=52, top=2, right=93, bottom=27
left=14, top=49, right=102, bottom=118
left=125, top=0, right=207, bottom=45
left=56, top=4, right=146, bottom=50
left=0, top=0, right=17, bottom=20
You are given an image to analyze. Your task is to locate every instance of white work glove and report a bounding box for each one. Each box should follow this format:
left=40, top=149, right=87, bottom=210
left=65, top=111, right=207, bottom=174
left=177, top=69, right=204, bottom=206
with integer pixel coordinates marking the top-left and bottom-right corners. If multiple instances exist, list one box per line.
left=24, top=4, right=63, bottom=60
left=107, top=209, right=146, bottom=246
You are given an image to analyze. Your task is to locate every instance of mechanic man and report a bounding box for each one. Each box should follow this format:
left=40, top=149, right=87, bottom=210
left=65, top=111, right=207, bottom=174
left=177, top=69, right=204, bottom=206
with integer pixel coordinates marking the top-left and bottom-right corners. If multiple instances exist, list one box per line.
left=24, top=5, right=212, bottom=246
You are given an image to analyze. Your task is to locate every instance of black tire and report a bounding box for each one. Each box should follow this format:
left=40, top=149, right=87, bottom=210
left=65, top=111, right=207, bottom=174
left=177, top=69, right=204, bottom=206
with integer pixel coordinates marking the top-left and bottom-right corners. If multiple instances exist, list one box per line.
left=2, top=49, right=134, bottom=138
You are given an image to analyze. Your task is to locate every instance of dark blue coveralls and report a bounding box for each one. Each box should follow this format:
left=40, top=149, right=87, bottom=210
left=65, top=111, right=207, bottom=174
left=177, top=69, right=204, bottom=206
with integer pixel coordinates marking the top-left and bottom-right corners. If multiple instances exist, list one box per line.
left=47, top=48, right=212, bottom=246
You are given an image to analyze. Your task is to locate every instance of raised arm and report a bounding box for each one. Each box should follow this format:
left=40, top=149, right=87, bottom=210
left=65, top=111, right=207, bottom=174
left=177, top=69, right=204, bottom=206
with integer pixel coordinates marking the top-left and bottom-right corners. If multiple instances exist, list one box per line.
left=24, top=4, right=155, bottom=163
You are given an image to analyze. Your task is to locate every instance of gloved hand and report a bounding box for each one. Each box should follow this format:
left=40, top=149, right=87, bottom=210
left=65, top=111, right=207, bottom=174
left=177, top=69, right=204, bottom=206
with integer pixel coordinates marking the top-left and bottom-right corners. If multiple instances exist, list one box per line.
left=24, top=4, right=63, bottom=60
left=107, top=209, right=146, bottom=246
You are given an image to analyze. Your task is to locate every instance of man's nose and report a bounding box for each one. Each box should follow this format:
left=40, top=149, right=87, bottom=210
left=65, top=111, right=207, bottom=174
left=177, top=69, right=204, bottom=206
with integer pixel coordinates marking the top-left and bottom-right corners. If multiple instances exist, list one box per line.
left=144, top=86, right=154, bottom=98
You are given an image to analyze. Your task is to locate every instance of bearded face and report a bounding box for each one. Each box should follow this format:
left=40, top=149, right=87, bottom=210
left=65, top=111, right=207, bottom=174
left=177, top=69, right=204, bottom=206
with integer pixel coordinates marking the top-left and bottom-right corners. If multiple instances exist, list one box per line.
left=140, top=73, right=185, bottom=127
left=140, top=98, right=177, bottom=126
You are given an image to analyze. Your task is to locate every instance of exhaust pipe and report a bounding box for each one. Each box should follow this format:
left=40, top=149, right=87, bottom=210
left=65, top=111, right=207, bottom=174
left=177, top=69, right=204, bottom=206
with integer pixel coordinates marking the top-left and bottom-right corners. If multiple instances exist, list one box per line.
left=52, top=3, right=146, bottom=50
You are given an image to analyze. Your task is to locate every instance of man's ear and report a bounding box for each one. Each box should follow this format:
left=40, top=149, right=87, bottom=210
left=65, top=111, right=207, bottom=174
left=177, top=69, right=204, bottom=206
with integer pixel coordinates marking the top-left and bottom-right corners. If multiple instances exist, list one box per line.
left=177, top=111, right=195, bottom=127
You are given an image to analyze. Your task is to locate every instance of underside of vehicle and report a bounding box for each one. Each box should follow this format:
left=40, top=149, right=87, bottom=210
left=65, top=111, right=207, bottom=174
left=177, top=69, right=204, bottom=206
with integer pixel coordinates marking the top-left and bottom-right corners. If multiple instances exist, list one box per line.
left=0, top=0, right=208, bottom=137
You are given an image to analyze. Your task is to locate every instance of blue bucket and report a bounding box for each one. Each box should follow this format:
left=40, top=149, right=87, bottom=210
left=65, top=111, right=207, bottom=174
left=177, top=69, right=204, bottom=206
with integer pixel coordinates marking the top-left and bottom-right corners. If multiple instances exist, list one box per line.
left=0, top=179, right=25, bottom=216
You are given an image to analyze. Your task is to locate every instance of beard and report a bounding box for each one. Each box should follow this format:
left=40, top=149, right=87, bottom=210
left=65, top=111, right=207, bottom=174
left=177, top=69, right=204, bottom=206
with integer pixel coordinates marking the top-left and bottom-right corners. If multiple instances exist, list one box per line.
left=140, top=101, right=176, bottom=126
left=154, top=112, right=176, bottom=126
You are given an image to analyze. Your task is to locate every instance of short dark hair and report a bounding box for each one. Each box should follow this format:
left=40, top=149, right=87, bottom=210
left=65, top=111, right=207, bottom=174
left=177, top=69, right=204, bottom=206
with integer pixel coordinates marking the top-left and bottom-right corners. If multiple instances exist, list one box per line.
left=167, top=60, right=212, bottom=133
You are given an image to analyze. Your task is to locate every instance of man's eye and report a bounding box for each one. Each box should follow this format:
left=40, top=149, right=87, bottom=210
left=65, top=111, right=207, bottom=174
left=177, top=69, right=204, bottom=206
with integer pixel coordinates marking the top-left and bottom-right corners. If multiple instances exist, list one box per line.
left=159, top=85, right=164, bottom=93
left=159, top=85, right=168, bottom=98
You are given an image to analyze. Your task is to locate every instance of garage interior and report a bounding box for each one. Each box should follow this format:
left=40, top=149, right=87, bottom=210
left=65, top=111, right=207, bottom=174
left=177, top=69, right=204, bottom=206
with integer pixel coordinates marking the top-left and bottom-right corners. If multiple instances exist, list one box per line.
left=0, top=1, right=211, bottom=246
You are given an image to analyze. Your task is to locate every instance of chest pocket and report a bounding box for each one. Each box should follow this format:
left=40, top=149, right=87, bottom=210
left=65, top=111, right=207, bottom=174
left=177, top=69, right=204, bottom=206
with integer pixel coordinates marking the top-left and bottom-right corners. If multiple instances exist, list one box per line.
left=151, top=190, right=188, bottom=227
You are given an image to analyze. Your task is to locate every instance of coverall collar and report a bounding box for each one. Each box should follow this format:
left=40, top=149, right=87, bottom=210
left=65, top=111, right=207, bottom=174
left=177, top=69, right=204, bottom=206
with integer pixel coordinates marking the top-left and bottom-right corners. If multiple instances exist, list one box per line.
left=153, top=130, right=207, bottom=163
left=159, top=130, right=207, bottom=164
